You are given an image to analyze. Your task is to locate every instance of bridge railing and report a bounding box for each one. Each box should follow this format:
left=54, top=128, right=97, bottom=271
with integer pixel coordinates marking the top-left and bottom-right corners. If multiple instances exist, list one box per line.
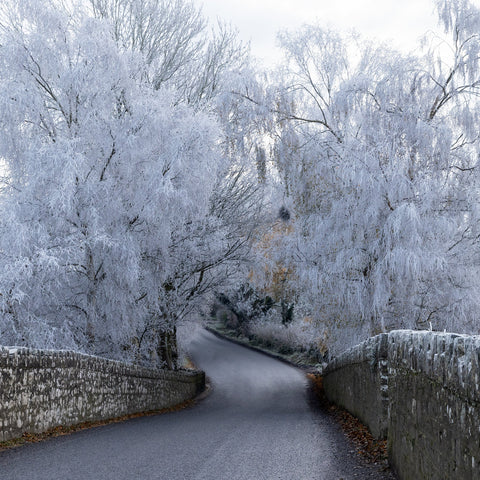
left=0, top=347, right=205, bottom=442
left=323, top=330, right=480, bottom=480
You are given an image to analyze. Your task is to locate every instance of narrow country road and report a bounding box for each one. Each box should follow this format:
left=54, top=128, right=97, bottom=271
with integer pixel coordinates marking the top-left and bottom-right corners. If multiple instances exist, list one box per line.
left=0, top=329, right=394, bottom=480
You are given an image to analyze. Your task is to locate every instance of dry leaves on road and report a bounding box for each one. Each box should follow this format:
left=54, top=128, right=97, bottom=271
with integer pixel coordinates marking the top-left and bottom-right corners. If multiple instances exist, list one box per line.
left=307, top=374, right=388, bottom=467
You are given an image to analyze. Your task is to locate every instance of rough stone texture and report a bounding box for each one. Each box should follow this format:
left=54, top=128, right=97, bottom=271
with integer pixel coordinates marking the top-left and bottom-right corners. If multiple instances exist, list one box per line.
left=388, top=330, right=480, bottom=480
left=323, top=330, right=480, bottom=480
left=0, top=346, right=205, bottom=442
left=323, top=333, right=389, bottom=439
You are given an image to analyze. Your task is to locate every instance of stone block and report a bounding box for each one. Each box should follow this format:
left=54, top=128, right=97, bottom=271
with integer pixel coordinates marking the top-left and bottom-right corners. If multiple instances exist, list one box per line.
left=0, top=348, right=205, bottom=443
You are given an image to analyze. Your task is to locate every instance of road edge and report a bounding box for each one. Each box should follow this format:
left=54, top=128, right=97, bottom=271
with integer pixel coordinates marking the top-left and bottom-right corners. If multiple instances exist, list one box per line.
left=0, top=372, right=212, bottom=453
left=205, top=325, right=321, bottom=373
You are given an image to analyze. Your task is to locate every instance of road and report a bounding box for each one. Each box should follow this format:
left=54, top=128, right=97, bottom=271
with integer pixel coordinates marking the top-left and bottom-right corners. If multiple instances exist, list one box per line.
left=0, top=329, right=394, bottom=479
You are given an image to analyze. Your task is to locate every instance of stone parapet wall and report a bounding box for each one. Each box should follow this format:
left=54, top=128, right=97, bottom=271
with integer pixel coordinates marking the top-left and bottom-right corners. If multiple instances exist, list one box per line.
left=388, top=331, right=480, bottom=479
left=323, top=333, right=389, bottom=438
left=323, top=330, right=480, bottom=480
left=0, top=347, right=205, bottom=442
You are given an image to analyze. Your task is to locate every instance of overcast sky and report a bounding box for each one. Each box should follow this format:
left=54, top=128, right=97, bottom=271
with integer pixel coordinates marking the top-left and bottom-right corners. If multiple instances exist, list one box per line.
left=198, top=0, right=455, bottom=66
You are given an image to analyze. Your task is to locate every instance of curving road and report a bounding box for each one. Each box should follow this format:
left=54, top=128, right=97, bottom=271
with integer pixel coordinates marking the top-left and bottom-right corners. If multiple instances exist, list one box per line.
left=0, top=329, right=394, bottom=479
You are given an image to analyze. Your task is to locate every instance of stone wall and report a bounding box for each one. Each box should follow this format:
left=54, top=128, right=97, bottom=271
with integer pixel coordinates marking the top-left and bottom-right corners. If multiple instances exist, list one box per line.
left=0, top=347, right=205, bottom=442
left=388, top=331, right=480, bottom=479
left=323, top=330, right=480, bottom=480
left=322, top=333, right=389, bottom=438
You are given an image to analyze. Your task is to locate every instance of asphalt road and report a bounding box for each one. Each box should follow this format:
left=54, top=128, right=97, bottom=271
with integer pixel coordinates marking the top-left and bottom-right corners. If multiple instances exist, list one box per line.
left=0, top=329, right=395, bottom=480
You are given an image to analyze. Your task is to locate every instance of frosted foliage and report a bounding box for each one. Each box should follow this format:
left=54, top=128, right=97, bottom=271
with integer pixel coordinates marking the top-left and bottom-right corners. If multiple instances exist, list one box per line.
left=249, top=310, right=323, bottom=355
left=0, top=0, right=227, bottom=361
left=88, top=0, right=249, bottom=108
left=5, top=0, right=480, bottom=363
left=270, top=0, right=480, bottom=353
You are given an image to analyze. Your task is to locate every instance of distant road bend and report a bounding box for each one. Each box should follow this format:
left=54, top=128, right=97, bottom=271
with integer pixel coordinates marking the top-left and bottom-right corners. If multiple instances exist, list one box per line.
left=0, top=329, right=394, bottom=479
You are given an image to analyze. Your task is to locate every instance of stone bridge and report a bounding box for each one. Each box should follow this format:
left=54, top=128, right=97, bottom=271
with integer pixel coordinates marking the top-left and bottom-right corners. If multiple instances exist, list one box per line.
left=0, top=347, right=204, bottom=442
left=323, top=330, right=480, bottom=480
left=1, top=330, right=478, bottom=479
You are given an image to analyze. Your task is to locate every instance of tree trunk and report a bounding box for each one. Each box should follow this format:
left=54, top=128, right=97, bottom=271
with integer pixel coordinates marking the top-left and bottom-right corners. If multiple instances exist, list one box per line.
left=157, top=327, right=178, bottom=370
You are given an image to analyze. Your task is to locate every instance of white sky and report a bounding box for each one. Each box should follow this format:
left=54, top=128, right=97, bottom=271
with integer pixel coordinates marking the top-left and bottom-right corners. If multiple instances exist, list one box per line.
left=197, top=0, right=479, bottom=66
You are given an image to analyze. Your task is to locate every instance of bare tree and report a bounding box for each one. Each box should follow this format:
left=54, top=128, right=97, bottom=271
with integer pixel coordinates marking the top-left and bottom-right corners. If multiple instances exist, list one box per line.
left=88, top=0, right=249, bottom=107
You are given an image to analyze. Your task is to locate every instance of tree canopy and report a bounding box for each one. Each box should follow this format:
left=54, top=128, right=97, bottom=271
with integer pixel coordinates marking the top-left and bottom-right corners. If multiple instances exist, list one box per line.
left=1, top=0, right=480, bottom=363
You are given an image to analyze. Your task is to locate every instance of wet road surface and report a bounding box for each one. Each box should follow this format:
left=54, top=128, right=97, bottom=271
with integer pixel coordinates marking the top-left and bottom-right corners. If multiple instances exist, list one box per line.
left=0, top=329, right=395, bottom=479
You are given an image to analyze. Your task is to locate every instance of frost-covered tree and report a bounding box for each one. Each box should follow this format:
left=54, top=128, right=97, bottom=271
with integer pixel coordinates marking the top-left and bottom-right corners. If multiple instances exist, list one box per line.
left=88, top=0, right=249, bottom=108
left=266, top=0, right=480, bottom=354
left=0, top=0, right=226, bottom=365
left=86, top=0, right=268, bottom=367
